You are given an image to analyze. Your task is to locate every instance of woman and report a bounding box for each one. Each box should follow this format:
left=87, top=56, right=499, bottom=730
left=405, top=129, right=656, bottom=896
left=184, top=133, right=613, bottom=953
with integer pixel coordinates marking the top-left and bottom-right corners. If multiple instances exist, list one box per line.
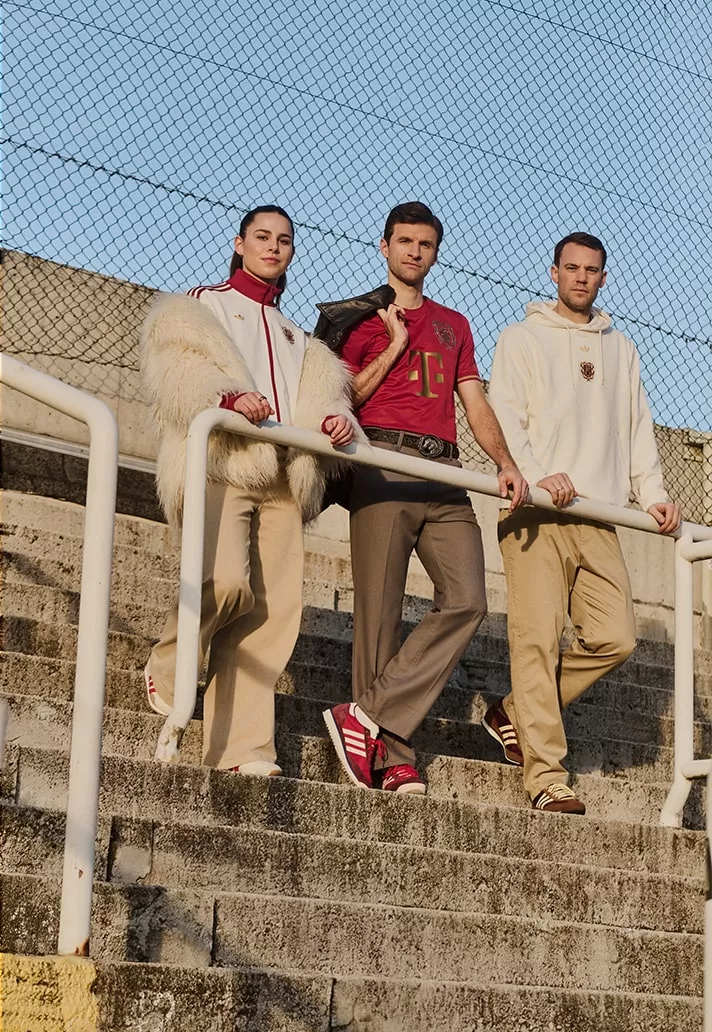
left=141, top=205, right=360, bottom=776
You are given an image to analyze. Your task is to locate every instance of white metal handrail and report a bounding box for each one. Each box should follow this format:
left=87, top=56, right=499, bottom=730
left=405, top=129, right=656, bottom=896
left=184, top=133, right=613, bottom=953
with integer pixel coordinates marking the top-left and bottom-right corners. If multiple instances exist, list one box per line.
left=0, top=353, right=118, bottom=957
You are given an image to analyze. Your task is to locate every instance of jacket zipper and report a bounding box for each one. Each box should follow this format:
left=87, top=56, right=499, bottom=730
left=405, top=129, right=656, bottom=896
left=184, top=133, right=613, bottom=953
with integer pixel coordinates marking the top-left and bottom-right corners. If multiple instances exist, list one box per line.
left=261, top=304, right=281, bottom=422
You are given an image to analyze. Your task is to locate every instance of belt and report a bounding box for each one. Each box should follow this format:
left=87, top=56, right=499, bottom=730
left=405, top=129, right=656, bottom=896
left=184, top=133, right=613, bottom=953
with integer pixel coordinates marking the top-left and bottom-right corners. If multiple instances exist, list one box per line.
left=363, top=427, right=459, bottom=460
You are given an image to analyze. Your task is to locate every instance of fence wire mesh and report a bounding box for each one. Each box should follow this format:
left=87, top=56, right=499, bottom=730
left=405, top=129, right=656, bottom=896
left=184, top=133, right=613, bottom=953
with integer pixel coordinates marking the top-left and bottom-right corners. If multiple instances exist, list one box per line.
left=3, top=0, right=712, bottom=519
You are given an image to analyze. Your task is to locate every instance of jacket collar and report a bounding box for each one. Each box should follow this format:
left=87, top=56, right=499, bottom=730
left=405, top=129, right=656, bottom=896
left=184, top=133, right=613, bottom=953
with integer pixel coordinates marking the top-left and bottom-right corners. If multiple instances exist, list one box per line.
left=229, top=268, right=282, bottom=307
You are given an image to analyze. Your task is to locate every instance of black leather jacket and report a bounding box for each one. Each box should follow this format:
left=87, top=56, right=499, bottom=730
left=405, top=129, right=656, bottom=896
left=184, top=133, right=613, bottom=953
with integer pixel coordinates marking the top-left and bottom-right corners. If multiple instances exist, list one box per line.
left=313, top=284, right=395, bottom=354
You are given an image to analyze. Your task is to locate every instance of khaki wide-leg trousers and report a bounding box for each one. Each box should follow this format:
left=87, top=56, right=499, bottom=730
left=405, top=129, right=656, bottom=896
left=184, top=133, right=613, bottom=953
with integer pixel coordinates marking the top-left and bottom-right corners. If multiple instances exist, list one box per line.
left=148, top=477, right=304, bottom=769
left=498, top=507, right=636, bottom=800
left=350, top=445, right=488, bottom=768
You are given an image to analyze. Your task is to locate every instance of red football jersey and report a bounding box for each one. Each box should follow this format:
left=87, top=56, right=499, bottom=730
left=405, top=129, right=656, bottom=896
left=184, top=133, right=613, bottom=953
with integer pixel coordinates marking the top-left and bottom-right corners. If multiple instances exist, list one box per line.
left=341, top=296, right=480, bottom=443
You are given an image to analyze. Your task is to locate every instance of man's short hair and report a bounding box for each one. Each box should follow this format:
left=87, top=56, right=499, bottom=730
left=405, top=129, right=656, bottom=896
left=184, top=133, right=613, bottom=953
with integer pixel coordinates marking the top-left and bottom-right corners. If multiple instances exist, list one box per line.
left=553, top=232, right=607, bottom=269
left=384, top=202, right=444, bottom=248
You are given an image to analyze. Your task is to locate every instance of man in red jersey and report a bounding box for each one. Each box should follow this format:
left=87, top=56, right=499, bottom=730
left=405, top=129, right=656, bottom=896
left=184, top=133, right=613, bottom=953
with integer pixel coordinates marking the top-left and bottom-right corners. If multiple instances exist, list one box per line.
left=323, top=202, right=527, bottom=795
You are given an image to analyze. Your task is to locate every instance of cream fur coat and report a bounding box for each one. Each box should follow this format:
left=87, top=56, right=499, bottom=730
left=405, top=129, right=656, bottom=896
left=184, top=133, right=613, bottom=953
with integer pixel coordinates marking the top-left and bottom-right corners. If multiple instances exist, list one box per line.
left=141, top=293, right=362, bottom=525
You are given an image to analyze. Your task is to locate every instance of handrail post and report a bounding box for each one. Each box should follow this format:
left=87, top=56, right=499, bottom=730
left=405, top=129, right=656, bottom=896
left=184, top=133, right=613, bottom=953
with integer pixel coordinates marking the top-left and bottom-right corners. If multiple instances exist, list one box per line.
left=0, top=352, right=119, bottom=957
left=57, top=404, right=118, bottom=955
left=661, top=533, right=695, bottom=827
left=154, top=408, right=214, bottom=761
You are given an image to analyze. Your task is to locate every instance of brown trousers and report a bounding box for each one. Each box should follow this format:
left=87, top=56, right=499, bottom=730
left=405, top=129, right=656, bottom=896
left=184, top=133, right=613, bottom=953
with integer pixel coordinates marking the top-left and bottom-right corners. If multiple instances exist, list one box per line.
left=498, top=507, right=636, bottom=799
left=350, top=444, right=487, bottom=767
left=148, top=478, right=304, bottom=769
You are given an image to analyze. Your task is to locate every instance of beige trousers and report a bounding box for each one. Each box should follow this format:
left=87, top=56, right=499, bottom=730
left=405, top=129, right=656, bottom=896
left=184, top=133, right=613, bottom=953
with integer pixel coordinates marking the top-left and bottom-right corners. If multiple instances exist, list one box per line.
left=350, top=444, right=488, bottom=768
left=148, top=477, right=304, bottom=769
left=498, top=508, right=636, bottom=800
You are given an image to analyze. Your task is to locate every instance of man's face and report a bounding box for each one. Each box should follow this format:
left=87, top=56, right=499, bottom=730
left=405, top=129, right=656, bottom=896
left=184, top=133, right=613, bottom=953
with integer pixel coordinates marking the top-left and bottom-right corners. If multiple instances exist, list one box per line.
left=380, top=222, right=439, bottom=287
left=551, top=243, right=607, bottom=314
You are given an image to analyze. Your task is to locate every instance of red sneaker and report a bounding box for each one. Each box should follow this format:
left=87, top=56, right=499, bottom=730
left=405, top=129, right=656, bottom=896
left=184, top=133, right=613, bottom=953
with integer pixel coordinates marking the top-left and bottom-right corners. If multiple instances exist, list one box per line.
left=382, top=764, right=426, bottom=795
left=322, top=702, right=386, bottom=788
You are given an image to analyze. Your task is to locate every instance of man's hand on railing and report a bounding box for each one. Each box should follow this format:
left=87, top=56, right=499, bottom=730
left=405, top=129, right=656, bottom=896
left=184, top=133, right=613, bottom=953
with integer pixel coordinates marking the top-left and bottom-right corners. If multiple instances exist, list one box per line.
left=537, top=472, right=577, bottom=508
left=321, top=414, right=355, bottom=447
left=647, top=501, right=682, bottom=534
left=498, top=465, right=528, bottom=512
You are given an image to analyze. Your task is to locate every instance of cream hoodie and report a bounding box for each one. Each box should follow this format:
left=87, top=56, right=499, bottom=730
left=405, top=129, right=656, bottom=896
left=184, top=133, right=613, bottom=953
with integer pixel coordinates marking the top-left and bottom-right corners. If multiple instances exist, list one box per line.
left=488, top=300, right=668, bottom=512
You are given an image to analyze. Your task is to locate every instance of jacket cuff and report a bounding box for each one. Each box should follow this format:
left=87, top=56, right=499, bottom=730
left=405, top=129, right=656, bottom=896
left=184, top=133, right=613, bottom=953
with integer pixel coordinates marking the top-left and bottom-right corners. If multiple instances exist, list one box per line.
left=220, top=392, right=245, bottom=411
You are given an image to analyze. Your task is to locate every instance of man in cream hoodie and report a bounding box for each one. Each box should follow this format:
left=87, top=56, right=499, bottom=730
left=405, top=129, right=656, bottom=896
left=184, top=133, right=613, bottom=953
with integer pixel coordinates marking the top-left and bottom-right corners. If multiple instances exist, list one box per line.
left=485, top=232, right=681, bottom=815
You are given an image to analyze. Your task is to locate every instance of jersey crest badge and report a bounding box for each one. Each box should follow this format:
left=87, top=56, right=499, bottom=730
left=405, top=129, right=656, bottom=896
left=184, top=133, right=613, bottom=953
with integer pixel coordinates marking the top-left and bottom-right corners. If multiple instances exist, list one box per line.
left=283, top=327, right=295, bottom=345
left=432, top=320, right=456, bottom=350
left=580, top=361, right=595, bottom=381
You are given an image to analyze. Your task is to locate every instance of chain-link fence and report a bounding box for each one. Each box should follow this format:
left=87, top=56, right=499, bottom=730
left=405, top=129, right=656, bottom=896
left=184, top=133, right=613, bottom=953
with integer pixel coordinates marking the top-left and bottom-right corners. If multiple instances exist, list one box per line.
left=3, top=0, right=712, bottom=518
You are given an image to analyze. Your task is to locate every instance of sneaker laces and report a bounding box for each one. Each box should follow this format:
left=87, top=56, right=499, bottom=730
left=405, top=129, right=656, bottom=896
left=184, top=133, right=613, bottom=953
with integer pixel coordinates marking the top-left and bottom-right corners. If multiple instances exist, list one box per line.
left=372, top=737, right=388, bottom=763
left=544, top=783, right=576, bottom=801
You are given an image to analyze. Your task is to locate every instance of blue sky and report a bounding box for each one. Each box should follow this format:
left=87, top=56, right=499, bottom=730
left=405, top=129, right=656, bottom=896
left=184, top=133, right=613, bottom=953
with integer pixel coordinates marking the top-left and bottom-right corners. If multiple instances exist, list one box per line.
left=4, top=0, right=712, bottom=428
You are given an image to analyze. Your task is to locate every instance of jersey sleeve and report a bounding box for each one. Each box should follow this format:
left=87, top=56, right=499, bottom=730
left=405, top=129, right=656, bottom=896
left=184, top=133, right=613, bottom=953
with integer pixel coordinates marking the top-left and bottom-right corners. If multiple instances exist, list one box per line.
left=455, top=319, right=481, bottom=383
left=340, top=317, right=387, bottom=375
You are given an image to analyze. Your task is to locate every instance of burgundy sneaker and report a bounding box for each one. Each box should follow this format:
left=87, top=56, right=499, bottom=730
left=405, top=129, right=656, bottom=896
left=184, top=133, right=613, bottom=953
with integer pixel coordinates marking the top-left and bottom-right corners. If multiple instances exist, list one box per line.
left=382, top=764, right=426, bottom=795
left=482, top=700, right=523, bottom=766
left=322, top=702, right=386, bottom=788
left=532, top=783, right=586, bottom=815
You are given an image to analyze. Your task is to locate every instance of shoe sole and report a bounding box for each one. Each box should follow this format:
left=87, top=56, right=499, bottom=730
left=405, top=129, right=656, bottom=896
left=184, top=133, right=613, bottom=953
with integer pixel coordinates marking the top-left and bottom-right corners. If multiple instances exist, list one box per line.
left=481, top=713, right=524, bottom=767
left=390, top=782, right=427, bottom=796
left=322, top=709, right=370, bottom=789
left=145, top=666, right=171, bottom=717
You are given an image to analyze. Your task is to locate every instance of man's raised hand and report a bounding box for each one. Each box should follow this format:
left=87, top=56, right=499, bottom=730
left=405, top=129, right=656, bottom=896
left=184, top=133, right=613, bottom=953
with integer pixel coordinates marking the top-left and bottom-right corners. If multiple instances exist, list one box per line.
left=377, top=304, right=409, bottom=355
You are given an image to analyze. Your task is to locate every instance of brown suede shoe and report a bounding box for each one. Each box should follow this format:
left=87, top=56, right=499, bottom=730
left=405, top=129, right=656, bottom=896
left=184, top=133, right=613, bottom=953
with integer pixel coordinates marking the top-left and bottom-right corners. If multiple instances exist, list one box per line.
left=532, top=783, right=586, bottom=815
left=482, top=701, right=524, bottom=766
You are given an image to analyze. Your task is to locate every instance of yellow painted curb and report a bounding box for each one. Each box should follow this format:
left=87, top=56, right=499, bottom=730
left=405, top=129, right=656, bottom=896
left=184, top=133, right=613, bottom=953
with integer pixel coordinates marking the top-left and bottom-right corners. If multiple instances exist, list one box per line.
left=0, top=953, right=99, bottom=1032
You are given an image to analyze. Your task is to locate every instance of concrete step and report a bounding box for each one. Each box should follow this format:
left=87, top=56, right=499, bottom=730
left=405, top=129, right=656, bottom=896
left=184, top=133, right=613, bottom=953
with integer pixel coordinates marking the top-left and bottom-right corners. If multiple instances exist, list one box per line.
left=2, top=956, right=702, bottom=1032
left=3, top=608, right=708, bottom=708
left=5, top=646, right=712, bottom=766
left=3, top=733, right=704, bottom=830
left=3, top=555, right=701, bottom=677
left=0, top=680, right=692, bottom=788
left=0, top=873, right=702, bottom=995
left=1, top=746, right=703, bottom=877
left=2, top=804, right=700, bottom=935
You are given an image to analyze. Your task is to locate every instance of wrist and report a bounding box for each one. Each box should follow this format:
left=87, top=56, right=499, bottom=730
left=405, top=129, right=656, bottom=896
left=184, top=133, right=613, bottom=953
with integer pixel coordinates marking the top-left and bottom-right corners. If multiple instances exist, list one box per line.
left=219, top=392, right=245, bottom=410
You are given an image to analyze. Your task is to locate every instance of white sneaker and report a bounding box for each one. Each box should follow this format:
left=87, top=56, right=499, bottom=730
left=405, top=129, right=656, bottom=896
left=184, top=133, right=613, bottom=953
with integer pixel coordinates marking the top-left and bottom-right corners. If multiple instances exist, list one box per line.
left=230, top=761, right=282, bottom=777
left=144, top=665, right=171, bottom=716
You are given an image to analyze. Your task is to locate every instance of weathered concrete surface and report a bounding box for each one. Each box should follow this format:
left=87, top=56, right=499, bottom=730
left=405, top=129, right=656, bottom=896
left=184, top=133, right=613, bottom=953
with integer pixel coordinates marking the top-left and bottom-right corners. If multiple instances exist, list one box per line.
left=1, top=486, right=710, bottom=1026
left=0, top=955, right=701, bottom=1032
left=1, top=806, right=701, bottom=935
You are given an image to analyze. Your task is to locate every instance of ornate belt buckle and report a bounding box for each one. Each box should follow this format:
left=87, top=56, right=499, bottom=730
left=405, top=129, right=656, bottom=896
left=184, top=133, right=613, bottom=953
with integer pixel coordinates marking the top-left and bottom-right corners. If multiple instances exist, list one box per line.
left=418, top=434, right=445, bottom=458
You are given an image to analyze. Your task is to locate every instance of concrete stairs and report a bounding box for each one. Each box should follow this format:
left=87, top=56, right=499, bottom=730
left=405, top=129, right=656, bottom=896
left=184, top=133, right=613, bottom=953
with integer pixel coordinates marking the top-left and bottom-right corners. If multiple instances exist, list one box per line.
left=0, top=487, right=706, bottom=1030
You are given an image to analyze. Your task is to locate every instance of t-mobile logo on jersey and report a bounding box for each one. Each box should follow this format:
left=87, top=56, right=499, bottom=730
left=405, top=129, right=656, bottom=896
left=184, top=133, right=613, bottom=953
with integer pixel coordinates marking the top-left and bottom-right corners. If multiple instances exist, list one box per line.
left=407, top=349, right=444, bottom=398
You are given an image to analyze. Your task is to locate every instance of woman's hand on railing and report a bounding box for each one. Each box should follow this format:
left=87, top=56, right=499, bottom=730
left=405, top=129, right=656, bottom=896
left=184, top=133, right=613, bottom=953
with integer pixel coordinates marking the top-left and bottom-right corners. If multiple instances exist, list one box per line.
left=220, top=391, right=273, bottom=424
left=321, top=414, right=355, bottom=447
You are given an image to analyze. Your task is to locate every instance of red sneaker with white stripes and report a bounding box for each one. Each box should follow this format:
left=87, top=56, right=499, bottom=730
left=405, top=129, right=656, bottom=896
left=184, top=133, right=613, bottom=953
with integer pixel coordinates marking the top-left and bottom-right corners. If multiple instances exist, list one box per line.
left=381, top=764, right=426, bottom=795
left=322, top=702, right=386, bottom=789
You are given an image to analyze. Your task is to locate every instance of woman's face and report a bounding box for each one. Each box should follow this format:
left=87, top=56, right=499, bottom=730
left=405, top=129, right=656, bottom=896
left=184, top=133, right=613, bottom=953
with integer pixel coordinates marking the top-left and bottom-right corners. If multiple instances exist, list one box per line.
left=234, top=213, right=294, bottom=284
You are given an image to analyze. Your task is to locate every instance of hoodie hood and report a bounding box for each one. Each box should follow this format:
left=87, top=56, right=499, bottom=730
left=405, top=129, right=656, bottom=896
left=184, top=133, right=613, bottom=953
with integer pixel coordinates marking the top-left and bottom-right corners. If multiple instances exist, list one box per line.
left=525, top=299, right=611, bottom=331
left=524, top=300, right=611, bottom=385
